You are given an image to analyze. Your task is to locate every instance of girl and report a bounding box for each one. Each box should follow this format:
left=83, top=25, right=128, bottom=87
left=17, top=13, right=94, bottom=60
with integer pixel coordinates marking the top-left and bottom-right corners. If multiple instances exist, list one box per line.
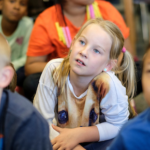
left=34, top=18, right=136, bottom=150
left=24, top=0, right=131, bottom=101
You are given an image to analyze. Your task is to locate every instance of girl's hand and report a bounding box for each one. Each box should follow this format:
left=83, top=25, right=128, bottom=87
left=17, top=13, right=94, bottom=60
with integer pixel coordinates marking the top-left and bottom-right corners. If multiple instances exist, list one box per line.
left=73, top=145, right=86, bottom=150
left=51, top=125, right=81, bottom=150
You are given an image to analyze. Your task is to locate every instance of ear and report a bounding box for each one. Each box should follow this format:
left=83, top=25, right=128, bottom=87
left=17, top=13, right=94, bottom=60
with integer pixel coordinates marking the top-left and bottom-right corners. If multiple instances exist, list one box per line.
left=0, top=66, right=14, bottom=88
left=105, top=59, right=117, bottom=72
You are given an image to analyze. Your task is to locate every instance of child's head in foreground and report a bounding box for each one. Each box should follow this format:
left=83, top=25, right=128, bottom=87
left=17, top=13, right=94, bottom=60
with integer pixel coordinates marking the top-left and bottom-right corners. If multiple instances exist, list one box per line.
left=0, top=33, right=14, bottom=93
left=54, top=18, right=136, bottom=99
left=142, top=44, right=150, bottom=106
left=1, top=0, right=28, bottom=23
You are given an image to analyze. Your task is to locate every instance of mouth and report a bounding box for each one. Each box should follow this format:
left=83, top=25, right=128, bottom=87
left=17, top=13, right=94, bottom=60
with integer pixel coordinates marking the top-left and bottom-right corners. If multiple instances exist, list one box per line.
left=76, top=59, right=86, bottom=66
left=11, top=12, right=20, bottom=17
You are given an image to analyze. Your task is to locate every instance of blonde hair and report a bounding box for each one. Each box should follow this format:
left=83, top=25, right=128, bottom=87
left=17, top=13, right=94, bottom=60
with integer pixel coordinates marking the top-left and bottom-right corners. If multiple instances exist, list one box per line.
left=53, top=18, right=136, bottom=100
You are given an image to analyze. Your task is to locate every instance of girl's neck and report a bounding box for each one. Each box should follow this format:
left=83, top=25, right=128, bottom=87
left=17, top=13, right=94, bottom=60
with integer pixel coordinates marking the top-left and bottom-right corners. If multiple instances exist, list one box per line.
left=69, top=70, right=92, bottom=97
left=62, top=2, right=86, bottom=27
left=63, top=2, right=86, bottom=16
left=2, top=17, right=18, bottom=36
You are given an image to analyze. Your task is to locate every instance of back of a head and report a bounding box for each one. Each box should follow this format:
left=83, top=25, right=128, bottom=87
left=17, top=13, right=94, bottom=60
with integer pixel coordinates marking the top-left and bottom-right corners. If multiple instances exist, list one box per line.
left=0, top=33, right=11, bottom=69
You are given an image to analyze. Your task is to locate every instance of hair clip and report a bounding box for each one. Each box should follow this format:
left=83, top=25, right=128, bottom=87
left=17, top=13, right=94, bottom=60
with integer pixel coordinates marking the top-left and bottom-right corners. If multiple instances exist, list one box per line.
left=104, top=68, right=107, bottom=72
left=122, top=47, right=126, bottom=53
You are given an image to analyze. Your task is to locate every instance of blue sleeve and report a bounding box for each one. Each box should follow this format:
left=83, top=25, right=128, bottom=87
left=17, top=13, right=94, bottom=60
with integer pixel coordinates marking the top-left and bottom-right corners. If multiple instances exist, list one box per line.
left=12, top=113, right=53, bottom=150
left=108, top=131, right=126, bottom=150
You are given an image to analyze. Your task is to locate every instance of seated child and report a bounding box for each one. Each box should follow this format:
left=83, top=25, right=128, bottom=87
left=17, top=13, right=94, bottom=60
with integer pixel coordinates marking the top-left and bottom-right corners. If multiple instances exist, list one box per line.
left=0, top=0, right=33, bottom=86
left=34, top=18, right=136, bottom=150
left=0, top=33, right=52, bottom=150
left=24, top=0, right=132, bottom=101
left=108, top=44, right=150, bottom=150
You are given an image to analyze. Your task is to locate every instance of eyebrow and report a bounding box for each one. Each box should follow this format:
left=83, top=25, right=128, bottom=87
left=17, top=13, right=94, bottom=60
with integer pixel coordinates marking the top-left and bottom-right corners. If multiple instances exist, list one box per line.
left=80, top=35, right=106, bottom=52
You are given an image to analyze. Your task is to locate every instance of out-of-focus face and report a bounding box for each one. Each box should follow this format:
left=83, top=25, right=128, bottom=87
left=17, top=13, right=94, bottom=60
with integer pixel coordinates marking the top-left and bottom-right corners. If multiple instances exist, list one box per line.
left=69, top=24, right=112, bottom=79
left=142, top=49, right=150, bottom=106
left=2, top=0, right=28, bottom=22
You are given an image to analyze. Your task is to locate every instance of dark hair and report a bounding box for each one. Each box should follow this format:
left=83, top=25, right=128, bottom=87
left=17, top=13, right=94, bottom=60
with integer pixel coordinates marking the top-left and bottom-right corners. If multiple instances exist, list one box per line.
left=142, top=44, right=150, bottom=72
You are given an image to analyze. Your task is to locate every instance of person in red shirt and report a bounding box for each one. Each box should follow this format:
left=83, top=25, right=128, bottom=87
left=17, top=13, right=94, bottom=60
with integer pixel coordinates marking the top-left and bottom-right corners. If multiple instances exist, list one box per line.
left=24, top=0, right=132, bottom=101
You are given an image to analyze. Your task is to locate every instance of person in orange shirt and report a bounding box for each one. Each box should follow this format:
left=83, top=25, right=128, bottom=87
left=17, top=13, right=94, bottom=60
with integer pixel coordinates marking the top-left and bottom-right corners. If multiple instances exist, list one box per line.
left=24, top=0, right=132, bottom=101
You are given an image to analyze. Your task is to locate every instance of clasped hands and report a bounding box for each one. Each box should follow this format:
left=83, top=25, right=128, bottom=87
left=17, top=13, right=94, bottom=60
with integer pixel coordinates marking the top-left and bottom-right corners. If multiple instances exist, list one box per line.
left=51, top=124, right=85, bottom=150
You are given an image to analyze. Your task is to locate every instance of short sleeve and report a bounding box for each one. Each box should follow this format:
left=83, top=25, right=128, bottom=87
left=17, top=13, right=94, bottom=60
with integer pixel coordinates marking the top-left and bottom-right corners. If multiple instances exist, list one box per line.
left=27, top=15, right=54, bottom=56
left=97, top=1, right=129, bottom=39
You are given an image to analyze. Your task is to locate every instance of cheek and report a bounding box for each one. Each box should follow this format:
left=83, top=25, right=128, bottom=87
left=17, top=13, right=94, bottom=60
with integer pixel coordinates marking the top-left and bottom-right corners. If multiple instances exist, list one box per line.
left=142, top=77, right=150, bottom=105
left=69, top=51, right=75, bottom=65
left=88, top=60, right=106, bottom=74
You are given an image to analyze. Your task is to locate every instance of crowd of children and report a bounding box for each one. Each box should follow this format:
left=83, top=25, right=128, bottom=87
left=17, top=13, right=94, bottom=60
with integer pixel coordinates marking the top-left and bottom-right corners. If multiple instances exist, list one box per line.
left=24, top=0, right=133, bottom=101
left=0, top=0, right=150, bottom=150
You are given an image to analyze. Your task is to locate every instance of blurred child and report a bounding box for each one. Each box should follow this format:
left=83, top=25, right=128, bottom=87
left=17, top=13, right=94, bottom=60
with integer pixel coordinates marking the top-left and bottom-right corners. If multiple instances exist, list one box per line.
left=0, top=0, right=33, bottom=86
left=34, top=18, right=136, bottom=150
left=108, top=44, right=150, bottom=150
left=24, top=0, right=132, bottom=101
left=0, top=33, right=52, bottom=150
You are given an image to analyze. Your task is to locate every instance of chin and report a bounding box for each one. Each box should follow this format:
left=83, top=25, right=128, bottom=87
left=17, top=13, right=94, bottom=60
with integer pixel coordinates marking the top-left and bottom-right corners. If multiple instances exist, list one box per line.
left=71, top=68, right=84, bottom=76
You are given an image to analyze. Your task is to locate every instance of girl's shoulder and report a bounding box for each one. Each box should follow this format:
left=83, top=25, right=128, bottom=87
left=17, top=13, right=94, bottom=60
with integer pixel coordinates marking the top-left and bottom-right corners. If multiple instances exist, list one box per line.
left=106, top=71, right=126, bottom=92
left=46, top=58, right=64, bottom=71
left=93, top=71, right=127, bottom=104
left=39, top=5, right=56, bottom=16
left=37, top=4, right=60, bottom=22
left=39, top=58, right=64, bottom=87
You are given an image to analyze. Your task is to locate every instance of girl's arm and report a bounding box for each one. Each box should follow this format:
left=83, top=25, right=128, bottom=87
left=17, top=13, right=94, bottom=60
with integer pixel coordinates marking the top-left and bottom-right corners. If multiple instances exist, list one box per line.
left=51, top=125, right=98, bottom=150
left=33, top=59, right=64, bottom=140
left=12, top=18, right=33, bottom=71
left=25, top=56, right=47, bottom=76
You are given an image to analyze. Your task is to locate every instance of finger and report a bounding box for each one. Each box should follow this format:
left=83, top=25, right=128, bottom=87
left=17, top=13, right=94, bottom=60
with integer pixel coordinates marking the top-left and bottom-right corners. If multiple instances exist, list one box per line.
left=58, top=147, right=65, bottom=150
left=52, top=124, right=62, bottom=132
left=53, top=143, right=61, bottom=150
left=51, top=139, right=56, bottom=146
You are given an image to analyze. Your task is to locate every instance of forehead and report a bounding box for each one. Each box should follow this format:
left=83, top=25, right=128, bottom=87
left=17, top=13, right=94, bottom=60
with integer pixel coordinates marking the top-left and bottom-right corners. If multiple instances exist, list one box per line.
left=80, top=24, right=112, bottom=46
left=81, top=24, right=110, bottom=38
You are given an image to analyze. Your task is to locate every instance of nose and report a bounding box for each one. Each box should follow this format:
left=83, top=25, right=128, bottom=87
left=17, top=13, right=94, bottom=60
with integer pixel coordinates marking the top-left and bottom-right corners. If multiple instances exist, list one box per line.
left=79, top=46, right=88, bottom=58
left=14, top=2, right=20, bottom=10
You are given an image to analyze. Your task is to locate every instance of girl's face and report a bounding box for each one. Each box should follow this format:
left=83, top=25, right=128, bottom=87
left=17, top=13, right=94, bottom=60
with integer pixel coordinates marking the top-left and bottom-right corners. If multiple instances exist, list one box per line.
left=2, top=0, right=28, bottom=22
left=69, top=24, right=112, bottom=79
left=142, top=49, right=150, bottom=106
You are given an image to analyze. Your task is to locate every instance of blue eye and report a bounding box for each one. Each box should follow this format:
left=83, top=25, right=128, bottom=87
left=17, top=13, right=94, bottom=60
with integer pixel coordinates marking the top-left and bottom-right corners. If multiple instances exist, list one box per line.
left=94, top=49, right=100, bottom=54
left=80, top=40, right=85, bottom=46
